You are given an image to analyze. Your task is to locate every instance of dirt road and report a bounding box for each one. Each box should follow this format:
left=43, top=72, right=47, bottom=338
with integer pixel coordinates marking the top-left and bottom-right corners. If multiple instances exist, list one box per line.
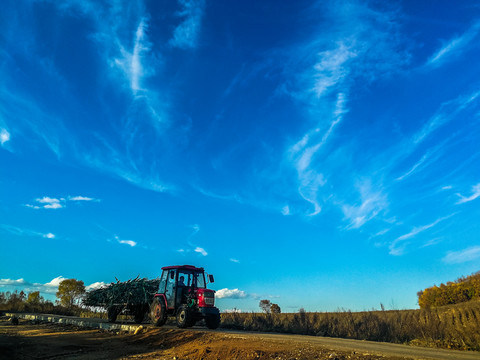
left=1, top=316, right=479, bottom=359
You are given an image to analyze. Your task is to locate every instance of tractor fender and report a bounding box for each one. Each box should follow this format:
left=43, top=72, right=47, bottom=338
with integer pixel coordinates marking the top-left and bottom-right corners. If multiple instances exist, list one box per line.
left=153, top=293, right=167, bottom=308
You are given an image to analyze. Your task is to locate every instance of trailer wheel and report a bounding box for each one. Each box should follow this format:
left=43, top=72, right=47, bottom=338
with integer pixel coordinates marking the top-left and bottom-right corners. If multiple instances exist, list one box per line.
left=107, top=306, right=119, bottom=323
left=150, top=298, right=167, bottom=326
left=205, top=313, right=220, bottom=329
left=176, top=305, right=193, bottom=328
left=133, top=305, right=147, bottom=324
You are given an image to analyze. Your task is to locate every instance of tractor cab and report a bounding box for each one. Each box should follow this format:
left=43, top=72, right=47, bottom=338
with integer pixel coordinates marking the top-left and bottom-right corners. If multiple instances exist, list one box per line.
left=150, top=265, right=220, bottom=329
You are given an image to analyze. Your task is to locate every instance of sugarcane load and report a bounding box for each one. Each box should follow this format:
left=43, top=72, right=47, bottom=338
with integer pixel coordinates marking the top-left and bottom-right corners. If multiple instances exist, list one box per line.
left=83, top=265, right=220, bottom=329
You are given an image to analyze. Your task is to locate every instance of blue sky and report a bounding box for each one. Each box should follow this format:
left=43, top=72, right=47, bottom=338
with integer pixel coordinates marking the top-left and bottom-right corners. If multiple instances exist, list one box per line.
left=1, top=0, right=480, bottom=312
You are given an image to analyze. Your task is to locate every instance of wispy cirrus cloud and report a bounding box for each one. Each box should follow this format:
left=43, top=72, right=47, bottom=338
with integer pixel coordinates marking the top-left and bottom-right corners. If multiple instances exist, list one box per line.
left=170, top=0, right=205, bottom=49
left=342, top=180, right=388, bottom=230
left=389, top=214, right=455, bottom=255
left=12, top=1, right=172, bottom=194
left=0, top=128, right=10, bottom=146
left=395, top=153, right=429, bottom=181
left=281, top=205, right=291, bottom=216
left=456, top=183, right=480, bottom=204
left=443, top=246, right=480, bottom=264
left=0, top=224, right=56, bottom=240
left=412, top=90, right=480, bottom=146
left=426, top=21, right=480, bottom=67
left=281, top=1, right=408, bottom=219
left=111, top=17, right=156, bottom=95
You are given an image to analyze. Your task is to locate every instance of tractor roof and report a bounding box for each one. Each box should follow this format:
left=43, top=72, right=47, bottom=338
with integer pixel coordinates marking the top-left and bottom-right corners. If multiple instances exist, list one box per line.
left=161, top=265, right=205, bottom=272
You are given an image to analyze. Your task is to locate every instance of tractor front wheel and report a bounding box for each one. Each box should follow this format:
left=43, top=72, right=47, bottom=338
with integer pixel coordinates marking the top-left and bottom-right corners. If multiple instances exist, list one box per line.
left=205, top=313, right=220, bottom=329
left=150, top=298, right=167, bottom=327
left=176, top=305, right=193, bottom=328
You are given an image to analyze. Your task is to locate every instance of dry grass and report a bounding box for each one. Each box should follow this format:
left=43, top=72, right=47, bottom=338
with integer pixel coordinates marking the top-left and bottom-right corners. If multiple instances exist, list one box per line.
left=220, top=300, right=480, bottom=351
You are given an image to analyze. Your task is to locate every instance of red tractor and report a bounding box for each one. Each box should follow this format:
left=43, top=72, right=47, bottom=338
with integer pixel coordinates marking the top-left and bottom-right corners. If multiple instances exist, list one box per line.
left=149, top=265, right=220, bottom=329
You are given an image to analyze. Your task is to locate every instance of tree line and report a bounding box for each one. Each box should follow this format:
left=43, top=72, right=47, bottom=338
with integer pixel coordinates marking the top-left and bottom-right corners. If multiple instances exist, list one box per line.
left=0, top=279, right=86, bottom=315
left=417, top=271, right=480, bottom=309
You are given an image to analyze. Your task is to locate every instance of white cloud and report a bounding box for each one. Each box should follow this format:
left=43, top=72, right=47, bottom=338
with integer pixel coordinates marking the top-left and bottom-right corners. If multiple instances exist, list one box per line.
left=223, top=308, right=243, bottom=313
left=456, top=183, right=480, bottom=204
left=36, top=197, right=60, bottom=204
left=0, top=278, right=26, bottom=286
left=194, top=247, right=208, bottom=256
left=116, top=236, right=137, bottom=247
left=28, top=197, right=64, bottom=209
left=443, top=246, right=480, bottom=264
left=26, top=195, right=99, bottom=209
left=426, top=21, right=480, bottom=67
left=44, top=203, right=63, bottom=209
left=281, top=205, right=290, bottom=216
left=45, top=276, right=66, bottom=287
left=0, top=128, right=10, bottom=145
left=216, top=288, right=248, bottom=299
left=69, top=196, right=96, bottom=201
left=229, top=258, right=240, bottom=263
left=170, top=0, right=205, bottom=49
left=43, top=233, right=55, bottom=239
left=85, top=282, right=107, bottom=291
left=25, top=204, right=41, bottom=209
left=0, top=275, right=105, bottom=295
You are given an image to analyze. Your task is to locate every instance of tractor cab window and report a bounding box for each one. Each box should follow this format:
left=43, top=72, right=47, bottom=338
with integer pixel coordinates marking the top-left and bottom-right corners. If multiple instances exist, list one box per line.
left=158, top=270, right=168, bottom=293
left=177, top=271, right=191, bottom=287
left=176, top=270, right=206, bottom=289
left=165, top=269, right=176, bottom=308
left=195, top=272, right=206, bottom=288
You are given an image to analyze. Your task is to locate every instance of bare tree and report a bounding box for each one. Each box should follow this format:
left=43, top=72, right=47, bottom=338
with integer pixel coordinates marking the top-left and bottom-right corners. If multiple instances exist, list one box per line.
left=259, top=299, right=271, bottom=313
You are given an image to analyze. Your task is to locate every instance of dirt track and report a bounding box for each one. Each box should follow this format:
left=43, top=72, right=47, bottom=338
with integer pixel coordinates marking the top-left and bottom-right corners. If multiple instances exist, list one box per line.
left=1, top=316, right=479, bottom=360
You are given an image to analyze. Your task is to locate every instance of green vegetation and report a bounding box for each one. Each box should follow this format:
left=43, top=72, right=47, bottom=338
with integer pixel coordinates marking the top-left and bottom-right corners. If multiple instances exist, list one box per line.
left=221, top=300, right=480, bottom=350
left=417, top=272, right=480, bottom=309
left=56, top=279, right=85, bottom=308
left=0, top=290, right=77, bottom=316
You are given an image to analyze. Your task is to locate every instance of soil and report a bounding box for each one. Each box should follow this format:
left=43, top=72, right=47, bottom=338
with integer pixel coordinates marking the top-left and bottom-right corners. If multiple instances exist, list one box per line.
left=0, top=316, right=409, bottom=360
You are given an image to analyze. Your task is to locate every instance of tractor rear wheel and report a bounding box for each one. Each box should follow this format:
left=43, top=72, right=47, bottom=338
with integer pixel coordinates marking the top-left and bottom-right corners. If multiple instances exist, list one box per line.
left=150, top=298, right=167, bottom=326
left=176, top=305, right=193, bottom=328
left=205, top=313, right=220, bottom=329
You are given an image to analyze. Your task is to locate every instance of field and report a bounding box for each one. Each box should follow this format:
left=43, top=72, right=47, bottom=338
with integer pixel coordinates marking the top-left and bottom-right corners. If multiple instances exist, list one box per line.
left=1, top=316, right=416, bottom=360
left=221, top=300, right=480, bottom=351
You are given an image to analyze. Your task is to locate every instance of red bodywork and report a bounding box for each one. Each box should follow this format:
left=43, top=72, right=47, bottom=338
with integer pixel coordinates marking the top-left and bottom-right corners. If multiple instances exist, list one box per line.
left=195, top=288, right=216, bottom=307
left=155, top=265, right=216, bottom=309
